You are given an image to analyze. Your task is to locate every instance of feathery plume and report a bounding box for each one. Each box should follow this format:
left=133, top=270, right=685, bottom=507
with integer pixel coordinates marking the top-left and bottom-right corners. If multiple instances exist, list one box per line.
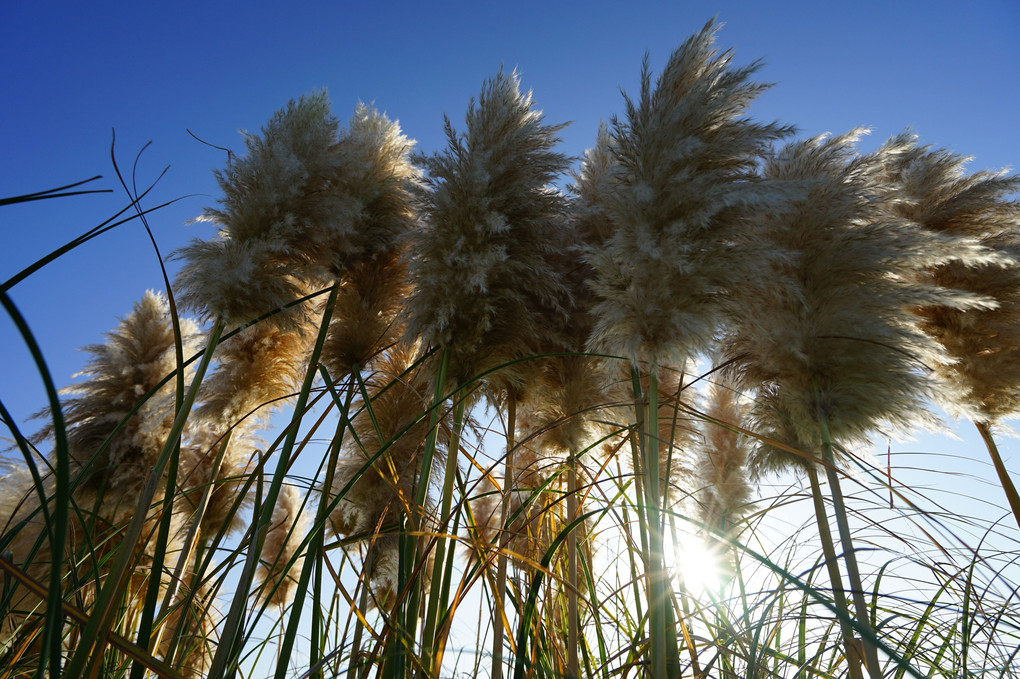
left=697, top=380, right=754, bottom=542
left=28, top=290, right=198, bottom=553
left=193, top=322, right=311, bottom=432
left=174, top=91, right=340, bottom=327
left=405, top=69, right=572, bottom=388
left=363, top=535, right=402, bottom=610
left=883, top=133, right=1020, bottom=421
left=174, top=96, right=422, bottom=539
left=175, top=95, right=416, bottom=327
left=0, top=460, right=46, bottom=646
left=56, top=290, right=199, bottom=497
left=571, top=122, right=619, bottom=248
left=317, top=105, right=418, bottom=375
left=173, top=237, right=315, bottom=330
left=299, top=103, right=419, bottom=277
left=584, top=20, right=793, bottom=370
left=170, top=95, right=336, bottom=538
left=724, top=131, right=996, bottom=475
left=321, top=248, right=411, bottom=377
left=716, top=131, right=1003, bottom=679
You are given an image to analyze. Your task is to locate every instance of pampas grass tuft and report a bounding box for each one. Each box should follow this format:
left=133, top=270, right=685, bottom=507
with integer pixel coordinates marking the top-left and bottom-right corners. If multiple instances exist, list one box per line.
left=405, top=69, right=571, bottom=388
left=585, top=19, right=793, bottom=370
left=724, top=131, right=999, bottom=474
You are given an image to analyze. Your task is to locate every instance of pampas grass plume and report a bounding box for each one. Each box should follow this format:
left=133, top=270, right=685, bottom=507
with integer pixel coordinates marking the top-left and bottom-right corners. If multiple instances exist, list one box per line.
left=321, top=248, right=411, bottom=376
left=175, top=91, right=339, bottom=327
left=885, top=134, right=1020, bottom=421
left=725, top=131, right=999, bottom=473
left=58, top=290, right=199, bottom=495
left=585, top=20, right=793, bottom=370
left=698, top=380, right=753, bottom=536
left=405, top=69, right=571, bottom=386
left=301, top=103, right=419, bottom=277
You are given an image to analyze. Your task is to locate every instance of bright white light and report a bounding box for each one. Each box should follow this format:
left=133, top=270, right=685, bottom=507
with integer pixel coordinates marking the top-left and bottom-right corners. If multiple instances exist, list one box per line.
left=663, top=528, right=724, bottom=597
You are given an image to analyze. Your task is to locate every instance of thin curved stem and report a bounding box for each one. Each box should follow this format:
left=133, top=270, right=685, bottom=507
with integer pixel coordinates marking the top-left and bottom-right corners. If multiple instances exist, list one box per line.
left=975, top=420, right=1020, bottom=533
left=567, top=445, right=579, bottom=679
left=816, top=408, right=882, bottom=679
left=807, top=465, right=865, bottom=679
left=492, top=394, right=516, bottom=679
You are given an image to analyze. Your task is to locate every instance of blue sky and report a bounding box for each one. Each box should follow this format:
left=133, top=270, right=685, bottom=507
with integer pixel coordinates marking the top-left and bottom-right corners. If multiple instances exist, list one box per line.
left=2, top=0, right=1018, bottom=476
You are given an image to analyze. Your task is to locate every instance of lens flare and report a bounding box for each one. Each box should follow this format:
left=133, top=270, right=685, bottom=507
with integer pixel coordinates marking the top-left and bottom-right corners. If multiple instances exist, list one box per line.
left=663, top=529, right=723, bottom=596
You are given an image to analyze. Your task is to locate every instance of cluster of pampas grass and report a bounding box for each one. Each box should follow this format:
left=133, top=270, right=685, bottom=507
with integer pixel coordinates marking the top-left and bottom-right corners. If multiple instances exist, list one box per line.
left=886, top=134, right=1020, bottom=422
left=2, top=291, right=198, bottom=655
left=3, top=19, right=1020, bottom=679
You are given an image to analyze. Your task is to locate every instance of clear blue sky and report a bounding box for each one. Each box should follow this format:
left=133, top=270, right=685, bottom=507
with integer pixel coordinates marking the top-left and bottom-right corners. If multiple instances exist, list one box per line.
left=2, top=0, right=1018, bottom=461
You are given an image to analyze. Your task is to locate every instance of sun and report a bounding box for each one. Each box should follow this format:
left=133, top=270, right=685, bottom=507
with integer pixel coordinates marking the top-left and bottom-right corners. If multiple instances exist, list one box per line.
left=662, top=528, right=724, bottom=597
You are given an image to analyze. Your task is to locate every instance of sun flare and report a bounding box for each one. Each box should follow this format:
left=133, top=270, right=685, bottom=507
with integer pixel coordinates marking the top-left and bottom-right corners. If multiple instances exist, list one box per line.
left=664, top=529, right=724, bottom=597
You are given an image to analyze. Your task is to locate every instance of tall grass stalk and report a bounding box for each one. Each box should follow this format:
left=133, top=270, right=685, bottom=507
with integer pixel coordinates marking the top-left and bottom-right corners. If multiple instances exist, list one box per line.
left=566, top=444, right=579, bottom=679
left=492, top=393, right=516, bottom=679
left=637, top=370, right=671, bottom=678
left=816, top=408, right=883, bottom=679
left=208, top=281, right=339, bottom=679
left=975, top=421, right=1020, bottom=533
left=421, top=393, right=468, bottom=672
left=806, top=465, right=865, bottom=679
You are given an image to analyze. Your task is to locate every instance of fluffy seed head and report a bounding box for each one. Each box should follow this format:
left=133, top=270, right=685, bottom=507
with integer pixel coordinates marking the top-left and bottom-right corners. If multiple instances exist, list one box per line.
left=884, top=134, right=1020, bottom=421
left=174, top=237, right=314, bottom=328
left=724, top=132, right=996, bottom=474
left=175, top=95, right=418, bottom=328
left=196, top=322, right=313, bottom=430
left=364, top=535, right=403, bottom=610
left=571, top=122, right=619, bottom=247
left=298, top=103, right=419, bottom=277
left=404, top=69, right=572, bottom=386
left=584, top=20, right=793, bottom=370
left=205, top=91, right=340, bottom=246
left=697, top=379, right=754, bottom=538
left=321, top=248, right=411, bottom=376
left=55, top=290, right=199, bottom=496
left=174, top=91, right=340, bottom=326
